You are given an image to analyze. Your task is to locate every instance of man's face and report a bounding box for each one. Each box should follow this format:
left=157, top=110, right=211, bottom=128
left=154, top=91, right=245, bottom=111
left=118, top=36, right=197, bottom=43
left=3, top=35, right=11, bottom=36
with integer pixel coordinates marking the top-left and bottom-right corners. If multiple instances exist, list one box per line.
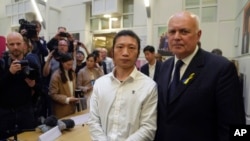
left=144, top=51, right=155, bottom=62
left=7, top=34, right=24, bottom=58
left=58, top=40, right=69, bottom=53
left=76, top=52, right=85, bottom=61
left=113, top=36, right=139, bottom=69
left=167, top=13, right=201, bottom=59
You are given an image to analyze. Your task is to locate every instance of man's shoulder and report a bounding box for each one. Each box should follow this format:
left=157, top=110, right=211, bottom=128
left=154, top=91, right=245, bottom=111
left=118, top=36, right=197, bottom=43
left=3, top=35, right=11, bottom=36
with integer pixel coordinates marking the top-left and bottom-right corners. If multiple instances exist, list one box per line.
left=137, top=70, right=156, bottom=84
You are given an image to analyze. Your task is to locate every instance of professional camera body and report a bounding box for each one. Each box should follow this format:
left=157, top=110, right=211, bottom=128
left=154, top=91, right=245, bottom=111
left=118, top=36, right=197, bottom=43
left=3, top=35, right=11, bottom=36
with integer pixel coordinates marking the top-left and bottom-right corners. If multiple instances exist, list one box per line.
left=19, top=19, right=37, bottom=39
left=15, top=60, right=38, bottom=80
left=58, top=32, right=70, bottom=38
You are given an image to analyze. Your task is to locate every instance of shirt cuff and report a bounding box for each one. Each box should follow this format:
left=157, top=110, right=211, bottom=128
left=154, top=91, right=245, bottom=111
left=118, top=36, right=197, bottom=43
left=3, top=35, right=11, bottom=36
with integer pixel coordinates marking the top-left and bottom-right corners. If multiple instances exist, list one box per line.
left=65, top=97, right=70, bottom=104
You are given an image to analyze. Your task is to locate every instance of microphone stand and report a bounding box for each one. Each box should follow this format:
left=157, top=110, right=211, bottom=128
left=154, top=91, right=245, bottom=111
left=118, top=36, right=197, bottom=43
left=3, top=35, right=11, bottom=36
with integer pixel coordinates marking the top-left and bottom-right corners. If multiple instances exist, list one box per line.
left=8, top=109, right=36, bottom=141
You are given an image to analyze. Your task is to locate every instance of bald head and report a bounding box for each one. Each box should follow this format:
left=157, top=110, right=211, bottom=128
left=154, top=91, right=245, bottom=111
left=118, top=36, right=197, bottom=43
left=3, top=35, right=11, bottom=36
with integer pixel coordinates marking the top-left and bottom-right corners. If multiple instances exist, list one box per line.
left=166, top=11, right=202, bottom=59
left=6, top=32, right=24, bottom=59
left=168, top=11, right=200, bottom=32
left=6, top=32, right=23, bottom=42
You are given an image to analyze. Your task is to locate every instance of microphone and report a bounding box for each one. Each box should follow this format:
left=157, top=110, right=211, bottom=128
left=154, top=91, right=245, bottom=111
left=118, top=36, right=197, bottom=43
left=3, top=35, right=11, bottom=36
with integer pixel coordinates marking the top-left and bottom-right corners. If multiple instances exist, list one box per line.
left=36, top=116, right=75, bottom=133
left=57, top=119, right=75, bottom=131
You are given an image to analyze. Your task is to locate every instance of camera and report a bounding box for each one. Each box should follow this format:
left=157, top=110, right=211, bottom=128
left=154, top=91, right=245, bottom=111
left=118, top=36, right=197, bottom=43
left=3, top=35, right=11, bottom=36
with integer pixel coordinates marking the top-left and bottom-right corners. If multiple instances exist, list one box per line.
left=75, top=89, right=84, bottom=98
left=19, top=19, right=37, bottom=39
left=15, top=60, right=29, bottom=67
left=59, top=32, right=69, bottom=37
left=15, top=60, right=38, bottom=80
left=77, top=42, right=82, bottom=46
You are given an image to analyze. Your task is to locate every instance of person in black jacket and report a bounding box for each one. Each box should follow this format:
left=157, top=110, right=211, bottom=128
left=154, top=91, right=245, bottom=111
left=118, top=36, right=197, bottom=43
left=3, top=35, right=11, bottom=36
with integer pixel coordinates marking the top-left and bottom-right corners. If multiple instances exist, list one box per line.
left=0, top=32, right=38, bottom=139
left=140, top=45, right=162, bottom=82
left=155, top=11, right=245, bottom=141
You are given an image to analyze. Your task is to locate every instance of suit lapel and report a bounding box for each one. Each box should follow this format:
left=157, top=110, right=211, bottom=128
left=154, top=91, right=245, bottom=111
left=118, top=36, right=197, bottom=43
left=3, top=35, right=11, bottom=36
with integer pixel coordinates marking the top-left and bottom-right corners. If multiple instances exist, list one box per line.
left=162, top=58, right=174, bottom=105
left=168, top=49, right=205, bottom=104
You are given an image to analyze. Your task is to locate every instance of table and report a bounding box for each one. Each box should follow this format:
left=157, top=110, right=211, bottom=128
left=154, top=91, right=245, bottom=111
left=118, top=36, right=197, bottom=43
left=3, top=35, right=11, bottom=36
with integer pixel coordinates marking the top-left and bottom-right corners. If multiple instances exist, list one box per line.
left=9, top=110, right=91, bottom=141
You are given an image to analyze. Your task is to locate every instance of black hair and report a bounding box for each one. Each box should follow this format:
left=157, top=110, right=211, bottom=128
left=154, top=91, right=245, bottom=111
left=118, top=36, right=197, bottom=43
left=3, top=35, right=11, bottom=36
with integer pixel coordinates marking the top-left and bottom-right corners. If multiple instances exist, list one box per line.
left=211, top=48, right=222, bottom=56
left=92, top=50, right=100, bottom=57
left=112, top=30, right=141, bottom=57
left=86, top=54, right=97, bottom=62
left=31, top=20, right=41, bottom=28
left=143, top=45, right=155, bottom=53
left=58, top=53, right=74, bottom=83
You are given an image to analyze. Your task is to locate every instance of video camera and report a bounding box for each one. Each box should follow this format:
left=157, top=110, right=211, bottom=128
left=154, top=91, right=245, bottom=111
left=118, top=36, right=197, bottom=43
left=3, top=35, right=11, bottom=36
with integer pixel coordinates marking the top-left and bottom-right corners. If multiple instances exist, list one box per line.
left=19, top=19, right=37, bottom=39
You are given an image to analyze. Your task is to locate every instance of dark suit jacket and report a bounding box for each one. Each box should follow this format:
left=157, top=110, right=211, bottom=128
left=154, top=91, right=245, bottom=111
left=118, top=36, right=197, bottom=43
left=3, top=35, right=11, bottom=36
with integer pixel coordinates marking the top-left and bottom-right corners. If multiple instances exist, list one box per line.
left=140, top=60, right=162, bottom=82
left=155, top=48, right=245, bottom=141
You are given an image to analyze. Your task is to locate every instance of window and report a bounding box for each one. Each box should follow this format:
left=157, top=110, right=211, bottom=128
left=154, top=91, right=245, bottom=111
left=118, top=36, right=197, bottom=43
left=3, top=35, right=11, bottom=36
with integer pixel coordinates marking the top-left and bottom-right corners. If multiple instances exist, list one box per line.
left=89, top=0, right=134, bottom=31
left=123, top=0, right=133, bottom=28
left=184, top=0, right=217, bottom=22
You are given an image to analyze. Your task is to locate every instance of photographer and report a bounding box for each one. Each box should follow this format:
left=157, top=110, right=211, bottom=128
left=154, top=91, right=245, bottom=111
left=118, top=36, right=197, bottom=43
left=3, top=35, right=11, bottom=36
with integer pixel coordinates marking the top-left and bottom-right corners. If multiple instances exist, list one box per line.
left=19, top=19, right=48, bottom=71
left=0, top=32, right=38, bottom=139
left=43, top=38, right=75, bottom=78
left=47, top=26, right=74, bottom=52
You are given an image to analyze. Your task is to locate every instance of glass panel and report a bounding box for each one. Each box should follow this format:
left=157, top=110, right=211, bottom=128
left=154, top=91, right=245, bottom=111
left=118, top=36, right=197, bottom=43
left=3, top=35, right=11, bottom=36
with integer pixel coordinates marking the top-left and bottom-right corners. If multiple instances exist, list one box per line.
left=101, top=18, right=109, bottom=29
left=18, top=2, right=24, bottom=13
left=202, top=0, right=217, bottom=5
left=185, top=0, right=200, bottom=6
left=186, top=8, right=200, bottom=16
left=13, top=4, right=18, bottom=14
left=202, top=6, right=217, bottom=22
left=91, top=18, right=99, bottom=31
left=123, top=0, right=133, bottom=13
left=111, top=17, right=121, bottom=29
left=123, top=15, right=133, bottom=28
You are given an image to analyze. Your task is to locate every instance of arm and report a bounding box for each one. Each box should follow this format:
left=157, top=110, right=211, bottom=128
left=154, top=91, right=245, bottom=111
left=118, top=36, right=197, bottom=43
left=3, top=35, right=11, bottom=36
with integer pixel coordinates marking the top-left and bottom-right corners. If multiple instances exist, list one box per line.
left=216, top=62, right=245, bottom=141
left=49, top=72, right=78, bottom=104
left=43, top=51, right=53, bottom=77
left=88, top=82, right=108, bottom=140
left=126, top=84, right=158, bottom=141
left=80, top=43, right=90, bottom=55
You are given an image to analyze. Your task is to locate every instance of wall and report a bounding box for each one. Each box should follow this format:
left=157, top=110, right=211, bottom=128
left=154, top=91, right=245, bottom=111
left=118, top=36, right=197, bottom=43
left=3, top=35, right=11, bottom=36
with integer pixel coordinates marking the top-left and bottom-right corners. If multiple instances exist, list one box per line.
left=235, top=0, right=250, bottom=124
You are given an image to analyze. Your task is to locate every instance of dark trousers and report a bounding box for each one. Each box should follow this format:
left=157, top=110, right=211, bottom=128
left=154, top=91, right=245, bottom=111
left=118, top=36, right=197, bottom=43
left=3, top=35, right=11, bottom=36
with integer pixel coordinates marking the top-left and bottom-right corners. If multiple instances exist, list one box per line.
left=0, top=105, right=36, bottom=140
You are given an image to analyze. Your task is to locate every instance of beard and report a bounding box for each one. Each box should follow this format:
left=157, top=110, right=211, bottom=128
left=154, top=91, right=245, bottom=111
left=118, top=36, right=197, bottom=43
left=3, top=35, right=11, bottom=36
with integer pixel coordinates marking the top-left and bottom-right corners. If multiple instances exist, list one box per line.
left=10, top=50, right=23, bottom=58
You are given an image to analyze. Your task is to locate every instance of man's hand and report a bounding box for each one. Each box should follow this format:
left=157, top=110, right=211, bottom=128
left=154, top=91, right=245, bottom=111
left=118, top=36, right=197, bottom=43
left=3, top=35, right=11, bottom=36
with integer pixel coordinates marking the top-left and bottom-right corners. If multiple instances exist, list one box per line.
left=9, top=60, right=22, bottom=74
left=25, top=78, right=36, bottom=88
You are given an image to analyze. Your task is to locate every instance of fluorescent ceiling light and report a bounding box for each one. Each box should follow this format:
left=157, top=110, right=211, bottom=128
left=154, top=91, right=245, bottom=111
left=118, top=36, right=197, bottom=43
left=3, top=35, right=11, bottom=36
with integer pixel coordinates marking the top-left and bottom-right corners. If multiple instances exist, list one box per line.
left=144, top=0, right=149, bottom=7
left=103, top=14, right=111, bottom=18
left=111, top=18, right=118, bottom=21
left=31, top=0, right=43, bottom=22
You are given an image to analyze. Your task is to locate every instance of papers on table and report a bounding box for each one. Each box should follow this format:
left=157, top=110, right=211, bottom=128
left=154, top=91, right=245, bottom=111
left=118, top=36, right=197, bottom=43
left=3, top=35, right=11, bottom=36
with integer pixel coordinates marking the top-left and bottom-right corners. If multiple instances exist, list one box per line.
left=38, top=112, right=89, bottom=141
left=38, top=126, right=62, bottom=141
left=70, top=113, right=90, bottom=125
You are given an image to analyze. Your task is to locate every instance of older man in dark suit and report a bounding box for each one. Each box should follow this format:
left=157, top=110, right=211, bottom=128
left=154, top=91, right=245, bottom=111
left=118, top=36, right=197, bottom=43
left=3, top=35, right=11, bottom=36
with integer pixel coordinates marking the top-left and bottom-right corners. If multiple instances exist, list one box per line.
left=154, top=11, right=245, bottom=141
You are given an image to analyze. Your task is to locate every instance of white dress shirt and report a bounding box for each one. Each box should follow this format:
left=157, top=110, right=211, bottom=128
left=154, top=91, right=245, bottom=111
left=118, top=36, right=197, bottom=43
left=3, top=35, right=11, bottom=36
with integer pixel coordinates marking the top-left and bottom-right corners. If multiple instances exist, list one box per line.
left=88, top=66, right=158, bottom=141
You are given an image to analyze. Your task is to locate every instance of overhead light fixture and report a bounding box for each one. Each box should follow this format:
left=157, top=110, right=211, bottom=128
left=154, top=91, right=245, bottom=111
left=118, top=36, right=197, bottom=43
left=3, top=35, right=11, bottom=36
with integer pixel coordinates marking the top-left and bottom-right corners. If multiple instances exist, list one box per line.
left=31, top=0, right=43, bottom=22
left=111, top=18, right=118, bottom=21
left=103, top=14, right=111, bottom=18
left=144, top=0, right=150, bottom=7
left=144, top=0, right=151, bottom=18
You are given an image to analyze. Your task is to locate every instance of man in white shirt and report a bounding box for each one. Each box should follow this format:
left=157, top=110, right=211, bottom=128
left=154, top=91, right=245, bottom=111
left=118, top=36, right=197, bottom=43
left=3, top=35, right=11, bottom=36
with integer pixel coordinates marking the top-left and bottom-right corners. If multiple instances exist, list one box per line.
left=140, top=45, right=162, bottom=82
left=88, top=30, right=158, bottom=141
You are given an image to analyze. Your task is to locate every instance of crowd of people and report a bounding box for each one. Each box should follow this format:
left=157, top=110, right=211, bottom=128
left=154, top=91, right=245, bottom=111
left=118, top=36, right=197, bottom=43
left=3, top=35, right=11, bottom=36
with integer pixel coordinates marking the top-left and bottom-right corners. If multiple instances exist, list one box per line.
left=0, top=11, right=246, bottom=141
left=0, top=19, right=113, bottom=139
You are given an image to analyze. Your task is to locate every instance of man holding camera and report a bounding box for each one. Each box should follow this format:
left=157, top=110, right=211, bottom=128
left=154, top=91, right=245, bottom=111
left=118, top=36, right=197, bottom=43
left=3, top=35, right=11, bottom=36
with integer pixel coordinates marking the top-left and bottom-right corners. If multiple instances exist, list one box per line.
left=47, top=26, right=74, bottom=53
left=0, top=32, right=38, bottom=139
